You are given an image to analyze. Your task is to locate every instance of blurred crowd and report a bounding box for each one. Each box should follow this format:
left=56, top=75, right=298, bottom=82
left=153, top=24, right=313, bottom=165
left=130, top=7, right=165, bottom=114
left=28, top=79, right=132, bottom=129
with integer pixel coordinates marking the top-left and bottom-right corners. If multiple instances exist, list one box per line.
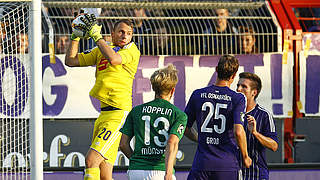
left=1, top=2, right=319, bottom=55
left=0, top=3, right=279, bottom=55
left=40, top=5, right=279, bottom=56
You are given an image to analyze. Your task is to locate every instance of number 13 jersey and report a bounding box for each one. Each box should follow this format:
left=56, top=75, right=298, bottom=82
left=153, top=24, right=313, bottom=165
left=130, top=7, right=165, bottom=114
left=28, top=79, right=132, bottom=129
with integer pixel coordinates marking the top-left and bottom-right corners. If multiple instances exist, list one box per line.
left=120, top=98, right=187, bottom=171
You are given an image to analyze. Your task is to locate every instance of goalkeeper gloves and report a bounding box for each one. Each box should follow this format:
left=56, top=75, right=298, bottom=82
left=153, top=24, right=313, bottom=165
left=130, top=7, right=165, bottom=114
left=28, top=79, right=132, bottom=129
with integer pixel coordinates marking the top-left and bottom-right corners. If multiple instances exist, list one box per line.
left=81, top=14, right=103, bottom=42
left=88, top=24, right=103, bottom=42
left=70, top=32, right=80, bottom=41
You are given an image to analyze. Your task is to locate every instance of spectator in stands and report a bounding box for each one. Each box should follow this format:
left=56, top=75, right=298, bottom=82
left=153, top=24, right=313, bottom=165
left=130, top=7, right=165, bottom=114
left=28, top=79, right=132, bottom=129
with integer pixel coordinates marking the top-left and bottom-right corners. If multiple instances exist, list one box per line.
left=17, top=32, right=29, bottom=53
left=0, top=21, right=7, bottom=53
left=215, top=9, right=237, bottom=34
left=148, top=21, right=171, bottom=55
left=55, top=35, right=69, bottom=54
left=203, top=8, right=238, bottom=55
left=132, top=8, right=151, bottom=55
left=238, top=26, right=258, bottom=54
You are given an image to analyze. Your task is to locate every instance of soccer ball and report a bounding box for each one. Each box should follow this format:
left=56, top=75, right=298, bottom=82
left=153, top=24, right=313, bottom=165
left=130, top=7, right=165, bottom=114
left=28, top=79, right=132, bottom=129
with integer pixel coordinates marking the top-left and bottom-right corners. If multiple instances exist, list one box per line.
left=71, top=14, right=89, bottom=39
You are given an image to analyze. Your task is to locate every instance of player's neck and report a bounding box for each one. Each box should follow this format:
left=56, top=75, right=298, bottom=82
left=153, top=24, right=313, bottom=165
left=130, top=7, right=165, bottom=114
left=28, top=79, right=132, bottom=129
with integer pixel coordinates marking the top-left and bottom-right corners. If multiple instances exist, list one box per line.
left=155, top=94, right=171, bottom=102
left=246, top=100, right=257, bottom=112
left=215, top=79, right=231, bottom=87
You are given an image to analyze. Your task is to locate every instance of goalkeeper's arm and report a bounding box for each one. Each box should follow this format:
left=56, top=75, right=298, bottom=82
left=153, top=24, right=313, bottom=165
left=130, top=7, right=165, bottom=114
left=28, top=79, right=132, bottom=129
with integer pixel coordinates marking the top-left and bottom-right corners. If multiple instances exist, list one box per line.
left=84, top=14, right=123, bottom=65
left=65, top=11, right=83, bottom=67
left=95, top=39, right=123, bottom=65
left=65, top=40, right=80, bottom=67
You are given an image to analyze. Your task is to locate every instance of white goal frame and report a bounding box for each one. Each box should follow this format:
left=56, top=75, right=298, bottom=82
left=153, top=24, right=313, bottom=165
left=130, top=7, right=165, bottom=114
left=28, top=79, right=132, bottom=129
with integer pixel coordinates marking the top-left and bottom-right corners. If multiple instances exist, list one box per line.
left=30, top=0, right=43, bottom=180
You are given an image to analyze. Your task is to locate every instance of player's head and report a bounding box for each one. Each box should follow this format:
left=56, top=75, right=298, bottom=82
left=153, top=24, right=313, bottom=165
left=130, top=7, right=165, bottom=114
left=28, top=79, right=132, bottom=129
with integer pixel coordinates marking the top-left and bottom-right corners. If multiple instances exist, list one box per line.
left=237, top=72, right=262, bottom=100
left=150, top=64, right=178, bottom=99
left=216, top=55, right=239, bottom=81
left=238, top=26, right=256, bottom=53
left=112, top=19, right=133, bottom=47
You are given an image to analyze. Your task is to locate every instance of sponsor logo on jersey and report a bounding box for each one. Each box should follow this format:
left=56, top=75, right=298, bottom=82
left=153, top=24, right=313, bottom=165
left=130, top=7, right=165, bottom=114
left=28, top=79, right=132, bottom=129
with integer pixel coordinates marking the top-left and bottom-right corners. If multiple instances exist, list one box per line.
left=177, top=124, right=185, bottom=135
left=240, top=112, right=245, bottom=122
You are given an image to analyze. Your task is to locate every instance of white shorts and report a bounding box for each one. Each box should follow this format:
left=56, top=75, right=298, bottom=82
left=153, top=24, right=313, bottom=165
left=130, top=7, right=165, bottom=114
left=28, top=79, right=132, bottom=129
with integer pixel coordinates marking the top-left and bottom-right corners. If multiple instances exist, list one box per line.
left=127, top=170, right=176, bottom=180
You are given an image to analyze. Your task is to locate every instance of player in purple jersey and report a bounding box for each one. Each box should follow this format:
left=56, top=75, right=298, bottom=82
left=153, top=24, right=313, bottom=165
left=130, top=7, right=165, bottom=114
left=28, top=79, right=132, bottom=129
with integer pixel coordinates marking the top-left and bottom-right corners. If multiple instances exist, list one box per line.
left=184, top=55, right=252, bottom=180
left=236, top=72, right=278, bottom=180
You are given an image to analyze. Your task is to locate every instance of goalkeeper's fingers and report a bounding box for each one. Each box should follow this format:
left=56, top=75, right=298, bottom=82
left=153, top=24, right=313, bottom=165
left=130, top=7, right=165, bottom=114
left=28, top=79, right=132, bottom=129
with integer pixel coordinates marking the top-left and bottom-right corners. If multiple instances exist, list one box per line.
left=80, top=15, right=91, bottom=29
left=89, top=14, right=97, bottom=25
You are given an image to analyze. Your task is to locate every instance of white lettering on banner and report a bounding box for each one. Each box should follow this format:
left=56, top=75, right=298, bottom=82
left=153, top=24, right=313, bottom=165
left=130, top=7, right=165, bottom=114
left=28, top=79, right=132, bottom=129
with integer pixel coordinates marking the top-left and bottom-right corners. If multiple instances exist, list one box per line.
left=2, top=134, right=186, bottom=168
left=3, top=152, right=27, bottom=168
left=50, top=134, right=70, bottom=167
left=2, top=134, right=86, bottom=168
left=63, top=152, right=85, bottom=167
left=0, top=53, right=295, bottom=118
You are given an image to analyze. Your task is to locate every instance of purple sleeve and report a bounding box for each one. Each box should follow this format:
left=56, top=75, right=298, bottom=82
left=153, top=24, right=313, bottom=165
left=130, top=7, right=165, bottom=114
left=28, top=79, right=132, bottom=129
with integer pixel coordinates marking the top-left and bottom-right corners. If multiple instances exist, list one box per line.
left=185, top=92, right=196, bottom=128
left=233, top=93, right=246, bottom=125
left=261, top=113, right=278, bottom=143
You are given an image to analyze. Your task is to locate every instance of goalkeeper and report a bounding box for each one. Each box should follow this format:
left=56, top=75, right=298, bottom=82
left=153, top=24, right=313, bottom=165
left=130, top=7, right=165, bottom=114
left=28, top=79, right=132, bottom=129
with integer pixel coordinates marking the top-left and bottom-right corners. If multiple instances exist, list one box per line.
left=65, top=13, right=140, bottom=180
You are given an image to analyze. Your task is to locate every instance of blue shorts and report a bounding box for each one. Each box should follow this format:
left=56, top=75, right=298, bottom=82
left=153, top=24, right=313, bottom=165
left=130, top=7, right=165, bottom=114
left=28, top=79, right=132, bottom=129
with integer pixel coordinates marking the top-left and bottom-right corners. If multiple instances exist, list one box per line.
left=187, top=170, right=240, bottom=180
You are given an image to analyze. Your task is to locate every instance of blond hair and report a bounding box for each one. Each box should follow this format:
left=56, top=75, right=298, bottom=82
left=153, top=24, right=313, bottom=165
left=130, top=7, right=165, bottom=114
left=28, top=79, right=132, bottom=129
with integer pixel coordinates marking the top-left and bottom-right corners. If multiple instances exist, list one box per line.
left=150, top=64, right=178, bottom=96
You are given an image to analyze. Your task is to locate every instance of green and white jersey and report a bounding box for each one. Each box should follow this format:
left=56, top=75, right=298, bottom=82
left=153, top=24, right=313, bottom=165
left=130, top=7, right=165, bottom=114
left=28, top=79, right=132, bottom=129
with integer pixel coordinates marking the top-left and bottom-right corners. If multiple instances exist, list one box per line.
left=120, top=98, right=187, bottom=171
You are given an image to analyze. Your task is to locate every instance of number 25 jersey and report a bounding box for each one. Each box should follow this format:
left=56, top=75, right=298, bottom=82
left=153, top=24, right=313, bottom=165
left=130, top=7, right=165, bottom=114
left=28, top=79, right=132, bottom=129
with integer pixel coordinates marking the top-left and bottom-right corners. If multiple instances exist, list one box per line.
left=185, top=85, right=247, bottom=171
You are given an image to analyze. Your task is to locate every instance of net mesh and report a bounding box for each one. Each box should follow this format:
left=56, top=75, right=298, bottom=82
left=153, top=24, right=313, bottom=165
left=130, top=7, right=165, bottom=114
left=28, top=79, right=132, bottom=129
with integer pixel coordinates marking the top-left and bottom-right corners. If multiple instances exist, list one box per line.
left=0, top=2, right=31, bottom=179
left=42, top=1, right=280, bottom=56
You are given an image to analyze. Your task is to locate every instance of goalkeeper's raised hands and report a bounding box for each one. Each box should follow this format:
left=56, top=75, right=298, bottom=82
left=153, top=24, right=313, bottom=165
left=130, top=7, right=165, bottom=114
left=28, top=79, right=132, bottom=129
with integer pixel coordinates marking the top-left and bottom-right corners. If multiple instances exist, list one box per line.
left=81, top=14, right=103, bottom=42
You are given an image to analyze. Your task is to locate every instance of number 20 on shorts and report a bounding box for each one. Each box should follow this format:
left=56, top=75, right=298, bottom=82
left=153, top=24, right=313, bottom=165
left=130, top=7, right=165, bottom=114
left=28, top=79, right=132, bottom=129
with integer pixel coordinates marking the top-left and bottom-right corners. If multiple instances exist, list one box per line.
left=98, top=128, right=112, bottom=141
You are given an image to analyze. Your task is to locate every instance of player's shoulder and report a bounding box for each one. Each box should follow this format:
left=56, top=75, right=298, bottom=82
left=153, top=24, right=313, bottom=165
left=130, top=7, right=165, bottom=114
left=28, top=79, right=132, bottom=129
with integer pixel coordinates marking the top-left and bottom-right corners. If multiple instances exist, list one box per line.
left=130, top=103, right=145, bottom=113
left=122, top=42, right=141, bottom=56
left=162, top=101, right=187, bottom=118
left=192, top=86, right=211, bottom=95
left=256, top=104, right=273, bottom=118
left=222, top=87, right=246, bottom=102
left=82, top=46, right=99, bottom=54
left=123, top=42, right=139, bottom=51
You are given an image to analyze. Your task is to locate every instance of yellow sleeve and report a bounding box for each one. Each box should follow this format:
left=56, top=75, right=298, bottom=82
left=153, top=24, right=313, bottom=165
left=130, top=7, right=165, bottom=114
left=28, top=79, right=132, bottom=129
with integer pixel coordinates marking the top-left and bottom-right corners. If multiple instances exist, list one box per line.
left=78, top=47, right=99, bottom=66
left=118, top=42, right=140, bottom=64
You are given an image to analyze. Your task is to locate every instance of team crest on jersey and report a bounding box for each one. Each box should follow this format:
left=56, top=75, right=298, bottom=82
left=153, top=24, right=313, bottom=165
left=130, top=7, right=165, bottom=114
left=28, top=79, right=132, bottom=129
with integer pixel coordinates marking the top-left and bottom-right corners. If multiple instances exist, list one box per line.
left=177, top=124, right=185, bottom=135
left=240, top=112, right=245, bottom=122
left=83, top=49, right=92, bottom=54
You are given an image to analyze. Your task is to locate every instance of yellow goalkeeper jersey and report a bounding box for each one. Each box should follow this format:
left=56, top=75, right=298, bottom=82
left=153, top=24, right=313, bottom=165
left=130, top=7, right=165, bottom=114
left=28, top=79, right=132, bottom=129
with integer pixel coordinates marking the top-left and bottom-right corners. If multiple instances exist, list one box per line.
left=78, top=42, right=141, bottom=111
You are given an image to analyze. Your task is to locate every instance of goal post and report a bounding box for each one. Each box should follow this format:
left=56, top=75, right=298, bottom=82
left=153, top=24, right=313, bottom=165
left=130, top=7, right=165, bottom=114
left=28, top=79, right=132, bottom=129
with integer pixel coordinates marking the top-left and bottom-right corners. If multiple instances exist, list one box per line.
left=30, top=0, right=43, bottom=180
left=0, top=0, right=43, bottom=180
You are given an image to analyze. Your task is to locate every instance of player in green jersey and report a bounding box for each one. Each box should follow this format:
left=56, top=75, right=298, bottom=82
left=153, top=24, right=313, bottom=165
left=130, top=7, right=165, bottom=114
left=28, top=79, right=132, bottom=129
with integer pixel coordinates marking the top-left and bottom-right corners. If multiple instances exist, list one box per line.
left=120, top=64, right=188, bottom=180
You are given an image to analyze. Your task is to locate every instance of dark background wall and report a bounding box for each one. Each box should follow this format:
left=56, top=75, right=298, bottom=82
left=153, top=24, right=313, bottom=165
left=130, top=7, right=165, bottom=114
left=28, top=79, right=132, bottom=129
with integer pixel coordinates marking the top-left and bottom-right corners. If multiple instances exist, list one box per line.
left=295, top=118, right=320, bottom=163
left=39, top=117, right=320, bottom=168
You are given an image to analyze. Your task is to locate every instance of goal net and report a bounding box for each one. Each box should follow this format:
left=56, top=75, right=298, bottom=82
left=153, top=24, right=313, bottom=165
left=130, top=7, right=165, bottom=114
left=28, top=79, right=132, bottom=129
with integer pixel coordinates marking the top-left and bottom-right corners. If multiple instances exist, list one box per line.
left=0, top=2, right=31, bottom=179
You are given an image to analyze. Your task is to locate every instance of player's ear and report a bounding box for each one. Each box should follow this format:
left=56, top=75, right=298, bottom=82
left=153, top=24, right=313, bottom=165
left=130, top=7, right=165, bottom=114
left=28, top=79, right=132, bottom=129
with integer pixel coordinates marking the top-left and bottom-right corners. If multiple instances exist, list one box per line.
left=252, top=89, right=258, bottom=98
left=170, top=87, right=176, bottom=99
left=231, top=73, right=236, bottom=80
